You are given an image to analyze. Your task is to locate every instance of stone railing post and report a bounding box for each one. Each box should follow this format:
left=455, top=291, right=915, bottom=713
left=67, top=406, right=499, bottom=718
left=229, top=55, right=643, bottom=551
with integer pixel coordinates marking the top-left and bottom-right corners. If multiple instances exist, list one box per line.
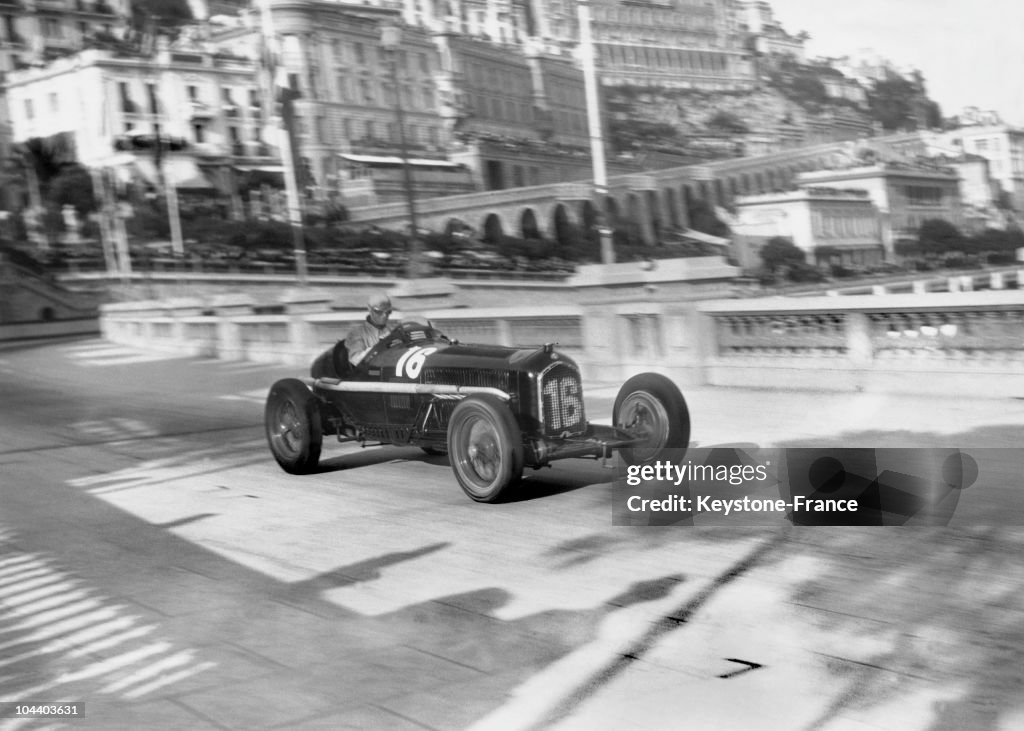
left=280, top=288, right=334, bottom=365
left=210, top=294, right=255, bottom=361
left=161, top=297, right=205, bottom=348
left=846, top=312, right=872, bottom=366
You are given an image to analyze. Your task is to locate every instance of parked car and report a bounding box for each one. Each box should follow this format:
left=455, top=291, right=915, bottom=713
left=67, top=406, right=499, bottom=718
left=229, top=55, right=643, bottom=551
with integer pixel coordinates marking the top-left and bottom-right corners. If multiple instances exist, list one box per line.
left=264, top=321, right=691, bottom=502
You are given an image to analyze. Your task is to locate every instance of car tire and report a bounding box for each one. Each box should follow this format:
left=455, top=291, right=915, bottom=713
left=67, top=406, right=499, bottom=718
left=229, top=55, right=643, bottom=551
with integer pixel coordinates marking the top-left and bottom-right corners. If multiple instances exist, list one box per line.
left=265, top=378, right=323, bottom=474
left=613, top=373, right=690, bottom=466
left=447, top=394, right=523, bottom=503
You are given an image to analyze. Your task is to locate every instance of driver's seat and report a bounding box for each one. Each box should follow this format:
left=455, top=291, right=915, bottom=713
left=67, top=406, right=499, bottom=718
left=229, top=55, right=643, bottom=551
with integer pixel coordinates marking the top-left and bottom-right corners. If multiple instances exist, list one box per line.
left=332, top=340, right=353, bottom=378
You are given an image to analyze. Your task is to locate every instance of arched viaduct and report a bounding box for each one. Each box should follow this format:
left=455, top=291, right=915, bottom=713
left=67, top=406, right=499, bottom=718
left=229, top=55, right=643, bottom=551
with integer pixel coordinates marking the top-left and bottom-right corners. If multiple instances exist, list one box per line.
left=345, top=136, right=897, bottom=249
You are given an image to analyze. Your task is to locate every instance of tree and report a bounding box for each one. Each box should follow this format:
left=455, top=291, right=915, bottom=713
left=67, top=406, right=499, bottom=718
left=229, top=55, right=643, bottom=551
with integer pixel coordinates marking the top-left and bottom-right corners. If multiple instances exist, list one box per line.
left=869, top=75, right=923, bottom=131
left=47, top=165, right=96, bottom=218
left=706, top=111, right=749, bottom=134
left=917, top=218, right=964, bottom=255
left=760, top=236, right=806, bottom=272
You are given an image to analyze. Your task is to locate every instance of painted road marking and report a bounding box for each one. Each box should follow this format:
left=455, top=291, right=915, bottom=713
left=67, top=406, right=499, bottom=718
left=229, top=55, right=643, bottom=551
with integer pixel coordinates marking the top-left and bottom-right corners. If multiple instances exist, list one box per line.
left=0, top=530, right=215, bottom=706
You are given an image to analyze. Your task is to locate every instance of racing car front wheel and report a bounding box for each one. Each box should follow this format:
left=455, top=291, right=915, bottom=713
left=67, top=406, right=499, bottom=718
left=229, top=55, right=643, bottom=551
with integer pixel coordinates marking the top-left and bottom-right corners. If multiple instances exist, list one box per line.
left=448, top=395, right=524, bottom=503
left=265, top=378, right=323, bottom=474
left=613, top=373, right=690, bottom=466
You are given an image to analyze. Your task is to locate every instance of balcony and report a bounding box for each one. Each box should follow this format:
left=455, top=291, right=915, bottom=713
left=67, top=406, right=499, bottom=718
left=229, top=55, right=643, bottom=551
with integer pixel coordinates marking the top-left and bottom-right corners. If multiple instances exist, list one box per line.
left=188, top=101, right=214, bottom=120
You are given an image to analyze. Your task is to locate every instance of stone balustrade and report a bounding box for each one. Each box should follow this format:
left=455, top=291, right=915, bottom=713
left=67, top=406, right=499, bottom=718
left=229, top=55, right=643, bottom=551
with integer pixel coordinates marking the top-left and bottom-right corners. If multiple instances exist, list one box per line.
left=699, top=291, right=1024, bottom=396
left=101, top=286, right=1024, bottom=397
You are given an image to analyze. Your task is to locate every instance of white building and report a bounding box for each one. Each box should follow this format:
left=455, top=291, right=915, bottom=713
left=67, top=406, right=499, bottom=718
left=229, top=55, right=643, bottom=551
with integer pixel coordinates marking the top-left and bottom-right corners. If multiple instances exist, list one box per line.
left=797, top=162, right=964, bottom=254
left=937, top=123, right=1024, bottom=213
left=731, top=187, right=884, bottom=269
left=3, top=43, right=273, bottom=207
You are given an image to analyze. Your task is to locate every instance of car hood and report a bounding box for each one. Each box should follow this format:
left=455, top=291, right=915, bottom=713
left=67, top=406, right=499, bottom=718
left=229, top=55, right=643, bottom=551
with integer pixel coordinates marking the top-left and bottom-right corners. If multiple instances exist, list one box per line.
left=422, top=342, right=575, bottom=373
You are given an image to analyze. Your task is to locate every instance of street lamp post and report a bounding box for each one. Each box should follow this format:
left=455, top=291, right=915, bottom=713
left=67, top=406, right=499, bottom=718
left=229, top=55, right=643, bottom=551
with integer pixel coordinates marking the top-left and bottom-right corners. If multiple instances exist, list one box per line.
left=380, top=23, right=425, bottom=279
left=152, top=122, right=185, bottom=257
left=257, top=0, right=308, bottom=285
left=577, top=0, right=615, bottom=264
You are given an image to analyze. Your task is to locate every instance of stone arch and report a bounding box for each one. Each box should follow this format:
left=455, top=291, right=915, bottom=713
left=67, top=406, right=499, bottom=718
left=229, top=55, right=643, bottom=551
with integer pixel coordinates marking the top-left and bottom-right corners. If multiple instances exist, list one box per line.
left=520, top=208, right=541, bottom=240
left=552, top=203, right=573, bottom=249
left=644, top=189, right=661, bottom=240
left=481, top=213, right=504, bottom=243
left=603, top=195, right=620, bottom=227
left=581, top=199, right=597, bottom=231
left=623, top=192, right=643, bottom=239
left=663, top=187, right=680, bottom=229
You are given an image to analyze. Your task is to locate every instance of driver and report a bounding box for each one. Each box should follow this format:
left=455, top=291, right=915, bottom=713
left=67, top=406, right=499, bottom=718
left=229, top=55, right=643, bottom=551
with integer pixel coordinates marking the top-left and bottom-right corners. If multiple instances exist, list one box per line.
left=346, top=293, right=394, bottom=367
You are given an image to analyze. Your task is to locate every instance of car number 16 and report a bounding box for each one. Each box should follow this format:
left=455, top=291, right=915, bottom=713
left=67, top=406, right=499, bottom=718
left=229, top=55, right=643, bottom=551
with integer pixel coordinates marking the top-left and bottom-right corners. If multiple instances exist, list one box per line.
left=395, top=346, right=438, bottom=379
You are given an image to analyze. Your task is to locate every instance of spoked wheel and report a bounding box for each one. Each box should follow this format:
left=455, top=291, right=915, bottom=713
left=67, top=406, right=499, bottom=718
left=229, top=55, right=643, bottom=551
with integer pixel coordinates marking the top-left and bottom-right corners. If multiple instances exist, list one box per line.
left=613, top=373, right=690, bottom=466
left=447, top=395, right=523, bottom=502
left=265, top=379, right=322, bottom=474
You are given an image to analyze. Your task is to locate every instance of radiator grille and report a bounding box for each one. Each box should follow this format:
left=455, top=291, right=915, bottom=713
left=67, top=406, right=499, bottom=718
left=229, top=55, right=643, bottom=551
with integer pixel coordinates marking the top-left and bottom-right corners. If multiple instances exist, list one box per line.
left=422, top=368, right=512, bottom=392
left=538, top=363, right=586, bottom=436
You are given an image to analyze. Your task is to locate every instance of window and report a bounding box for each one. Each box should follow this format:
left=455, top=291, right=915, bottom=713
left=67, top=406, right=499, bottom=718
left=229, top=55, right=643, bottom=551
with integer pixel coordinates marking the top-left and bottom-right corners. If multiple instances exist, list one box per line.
left=187, top=85, right=198, bottom=101
left=905, top=185, right=942, bottom=206
left=118, top=82, right=136, bottom=113
left=419, top=52, right=429, bottom=73
left=359, top=79, right=373, bottom=104
left=365, top=120, right=375, bottom=139
left=192, top=123, right=204, bottom=143
left=48, top=92, right=58, bottom=114
left=24, top=98, right=34, bottom=121
left=354, top=42, right=365, bottom=65
left=147, top=83, right=159, bottom=115
left=43, top=18, right=61, bottom=39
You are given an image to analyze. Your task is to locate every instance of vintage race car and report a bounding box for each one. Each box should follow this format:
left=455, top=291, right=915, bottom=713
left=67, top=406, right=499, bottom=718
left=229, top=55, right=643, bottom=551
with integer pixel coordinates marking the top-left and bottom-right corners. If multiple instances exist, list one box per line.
left=264, top=320, right=690, bottom=502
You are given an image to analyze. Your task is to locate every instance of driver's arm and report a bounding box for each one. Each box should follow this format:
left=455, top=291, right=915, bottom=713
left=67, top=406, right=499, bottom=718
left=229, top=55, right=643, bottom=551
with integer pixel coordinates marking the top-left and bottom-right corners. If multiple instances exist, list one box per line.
left=347, top=324, right=393, bottom=366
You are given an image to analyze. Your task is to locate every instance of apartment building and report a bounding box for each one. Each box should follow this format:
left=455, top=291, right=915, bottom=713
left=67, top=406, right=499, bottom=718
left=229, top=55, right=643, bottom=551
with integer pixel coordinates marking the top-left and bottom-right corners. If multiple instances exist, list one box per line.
left=798, top=161, right=964, bottom=255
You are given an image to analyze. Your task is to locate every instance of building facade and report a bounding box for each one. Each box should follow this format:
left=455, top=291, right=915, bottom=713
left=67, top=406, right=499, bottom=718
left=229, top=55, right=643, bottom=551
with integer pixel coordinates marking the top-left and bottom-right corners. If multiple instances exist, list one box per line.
left=731, top=186, right=884, bottom=269
left=0, top=0, right=130, bottom=76
left=937, top=123, right=1024, bottom=214
left=798, top=162, right=964, bottom=254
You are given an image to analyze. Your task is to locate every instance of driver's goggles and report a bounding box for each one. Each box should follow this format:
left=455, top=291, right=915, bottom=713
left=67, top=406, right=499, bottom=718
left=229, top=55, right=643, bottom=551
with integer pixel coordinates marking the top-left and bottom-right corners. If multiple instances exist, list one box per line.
left=371, top=307, right=392, bottom=315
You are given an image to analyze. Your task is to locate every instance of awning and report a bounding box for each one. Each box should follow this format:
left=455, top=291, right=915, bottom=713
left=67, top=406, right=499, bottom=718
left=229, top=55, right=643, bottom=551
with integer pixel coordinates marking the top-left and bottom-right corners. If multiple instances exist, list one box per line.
left=132, top=157, right=215, bottom=189
left=233, top=164, right=286, bottom=173
left=669, top=228, right=731, bottom=246
left=338, top=153, right=463, bottom=168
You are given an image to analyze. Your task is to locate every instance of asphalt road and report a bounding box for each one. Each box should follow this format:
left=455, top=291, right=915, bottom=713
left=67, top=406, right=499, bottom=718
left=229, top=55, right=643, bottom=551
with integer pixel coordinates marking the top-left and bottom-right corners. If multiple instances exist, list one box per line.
left=1, top=338, right=1023, bottom=730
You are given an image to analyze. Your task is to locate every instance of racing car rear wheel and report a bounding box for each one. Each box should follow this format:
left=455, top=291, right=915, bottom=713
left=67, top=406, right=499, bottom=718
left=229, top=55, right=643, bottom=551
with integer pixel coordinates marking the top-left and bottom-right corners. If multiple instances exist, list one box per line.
left=265, top=378, right=323, bottom=474
left=448, top=395, right=524, bottom=502
left=613, top=373, right=690, bottom=466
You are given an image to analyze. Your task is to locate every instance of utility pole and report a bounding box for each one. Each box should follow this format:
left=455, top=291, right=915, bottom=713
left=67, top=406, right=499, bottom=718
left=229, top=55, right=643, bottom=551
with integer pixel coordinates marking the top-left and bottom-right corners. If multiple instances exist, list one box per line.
left=380, top=23, right=424, bottom=279
left=577, top=0, right=615, bottom=264
left=257, top=0, right=308, bottom=285
left=153, top=122, right=184, bottom=257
